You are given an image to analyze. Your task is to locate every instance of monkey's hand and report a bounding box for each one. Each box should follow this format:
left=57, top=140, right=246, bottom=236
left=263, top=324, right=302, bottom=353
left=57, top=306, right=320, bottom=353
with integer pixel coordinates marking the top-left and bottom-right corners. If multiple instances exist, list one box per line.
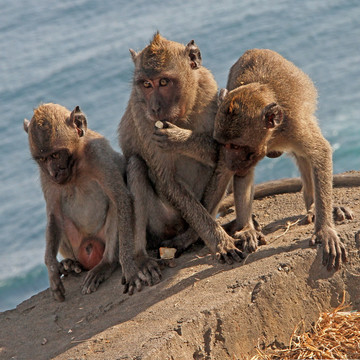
left=47, top=261, right=66, bottom=302
left=153, top=122, right=191, bottom=151
left=309, top=225, right=347, bottom=271
left=215, top=234, right=245, bottom=265
left=233, top=227, right=267, bottom=253
left=125, top=255, right=163, bottom=294
left=82, top=262, right=117, bottom=295
left=121, top=262, right=149, bottom=296
left=59, top=258, right=82, bottom=275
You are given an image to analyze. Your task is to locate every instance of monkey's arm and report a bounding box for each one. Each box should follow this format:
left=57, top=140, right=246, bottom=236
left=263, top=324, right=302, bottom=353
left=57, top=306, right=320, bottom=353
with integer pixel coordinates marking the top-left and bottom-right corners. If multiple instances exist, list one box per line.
left=159, top=172, right=243, bottom=264
left=44, top=212, right=66, bottom=302
left=125, top=155, right=164, bottom=290
left=305, top=138, right=347, bottom=270
left=93, top=150, right=152, bottom=295
left=153, top=123, right=218, bottom=167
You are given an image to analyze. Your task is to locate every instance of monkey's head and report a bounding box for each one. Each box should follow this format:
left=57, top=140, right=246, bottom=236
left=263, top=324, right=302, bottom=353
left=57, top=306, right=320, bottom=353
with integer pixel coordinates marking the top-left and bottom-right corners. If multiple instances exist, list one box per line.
left=129, top=32, right=202, bottom=125
left=214, top=84, right=283, bottom=177
left=24, top=104, right=87, bottom=185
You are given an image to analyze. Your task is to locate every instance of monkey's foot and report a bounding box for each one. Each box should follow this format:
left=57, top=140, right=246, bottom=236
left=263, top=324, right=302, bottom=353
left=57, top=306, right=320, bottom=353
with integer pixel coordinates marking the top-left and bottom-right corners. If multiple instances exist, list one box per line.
left=299, top=211, right=315, bottom=225
left=233, top=228, right=267, bottom=253
left=300, top=206, right=354, bottom=226
left=82, top=262, right=117, bottom=294
left=333, top=206, right=354, bottom=222
left=309, top=225, right=347, bottom=271
left=59, top=258, right=82, bottom=275
left=136, top=255, right=163, bottom=286
left=215, top=235, right=245, bottom=265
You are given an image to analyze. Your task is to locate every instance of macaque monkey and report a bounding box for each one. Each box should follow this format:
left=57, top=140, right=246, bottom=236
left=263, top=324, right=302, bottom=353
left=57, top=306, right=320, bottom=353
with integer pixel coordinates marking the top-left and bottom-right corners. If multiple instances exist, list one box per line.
left=119, top=33, right=243, bottom=283
left=214, top=49, right=353, bottom=270
left=24, top=103, right=145, bottom=300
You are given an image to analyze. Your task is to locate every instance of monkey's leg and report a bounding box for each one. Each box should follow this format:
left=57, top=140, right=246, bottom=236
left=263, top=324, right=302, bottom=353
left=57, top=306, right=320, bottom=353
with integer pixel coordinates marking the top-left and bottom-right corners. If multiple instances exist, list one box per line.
left=127, top=155, right=167, bottom=286
left=160, top=174, right=244, bottom=265
left=301, top=131, right=347, bottom=270
left=230, top=169, right=266, bottom=253
left=161, top=153, right=233, bottom=255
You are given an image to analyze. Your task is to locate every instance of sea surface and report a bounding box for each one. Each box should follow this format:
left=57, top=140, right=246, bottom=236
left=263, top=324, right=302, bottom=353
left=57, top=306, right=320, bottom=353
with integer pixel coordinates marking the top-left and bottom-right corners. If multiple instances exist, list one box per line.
left=0, top=0, right=359, bottom=312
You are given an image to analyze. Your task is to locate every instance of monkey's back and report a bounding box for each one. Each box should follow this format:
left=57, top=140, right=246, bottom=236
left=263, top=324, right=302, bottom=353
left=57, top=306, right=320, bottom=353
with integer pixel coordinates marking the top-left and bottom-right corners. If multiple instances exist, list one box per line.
left=227, top=49, right=318, bottom=119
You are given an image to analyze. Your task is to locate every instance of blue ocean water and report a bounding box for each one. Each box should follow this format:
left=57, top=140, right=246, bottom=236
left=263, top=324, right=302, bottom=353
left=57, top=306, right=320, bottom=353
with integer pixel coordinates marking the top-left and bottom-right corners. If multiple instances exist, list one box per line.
left=0, top=0, right=359, bottom=312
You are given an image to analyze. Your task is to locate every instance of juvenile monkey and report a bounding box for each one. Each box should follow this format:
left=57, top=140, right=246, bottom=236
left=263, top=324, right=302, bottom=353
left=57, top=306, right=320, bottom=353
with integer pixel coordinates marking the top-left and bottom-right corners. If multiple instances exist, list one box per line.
left=214, top=49, right=352, bottom=270
left=119, top=33, right=242, bottom=284
left=24, top=103, right=145, bottom=301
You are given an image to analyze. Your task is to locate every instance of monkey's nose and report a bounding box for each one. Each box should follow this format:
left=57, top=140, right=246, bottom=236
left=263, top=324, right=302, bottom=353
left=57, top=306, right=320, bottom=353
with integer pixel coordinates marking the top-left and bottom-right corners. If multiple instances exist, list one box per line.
left=152, top=106, right=161, bottom=117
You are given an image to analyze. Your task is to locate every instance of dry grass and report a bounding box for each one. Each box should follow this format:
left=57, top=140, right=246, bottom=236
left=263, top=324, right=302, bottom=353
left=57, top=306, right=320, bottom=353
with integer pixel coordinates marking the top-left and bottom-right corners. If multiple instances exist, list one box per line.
left=251, top=292, right=360, bottom=359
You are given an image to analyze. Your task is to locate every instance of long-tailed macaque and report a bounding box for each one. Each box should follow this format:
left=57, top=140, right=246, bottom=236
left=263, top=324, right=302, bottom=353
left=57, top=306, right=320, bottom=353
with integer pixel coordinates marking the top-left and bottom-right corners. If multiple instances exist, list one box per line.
left=119, top=33, right=243, bottom=283
left=214, top=49, right=353, bottom=270
left=24, top=103, right=146, bottom=300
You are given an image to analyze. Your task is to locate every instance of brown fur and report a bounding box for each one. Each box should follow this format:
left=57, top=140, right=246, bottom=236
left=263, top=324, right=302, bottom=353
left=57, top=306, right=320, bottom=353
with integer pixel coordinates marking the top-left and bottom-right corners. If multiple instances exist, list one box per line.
left=214, top=49, right=351, bottom=270
left=24, top=103, right=145, bottom=300
left=119, top=33, right=243, bottom=281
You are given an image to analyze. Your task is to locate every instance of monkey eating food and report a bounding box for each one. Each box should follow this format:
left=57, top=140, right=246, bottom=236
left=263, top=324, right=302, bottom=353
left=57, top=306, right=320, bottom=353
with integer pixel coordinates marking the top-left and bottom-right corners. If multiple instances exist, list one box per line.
left=119, top=33, right=243, bottom=285
left=24, top=103, right=146, bottom=301
left=214, top=49, right=353, bottom=270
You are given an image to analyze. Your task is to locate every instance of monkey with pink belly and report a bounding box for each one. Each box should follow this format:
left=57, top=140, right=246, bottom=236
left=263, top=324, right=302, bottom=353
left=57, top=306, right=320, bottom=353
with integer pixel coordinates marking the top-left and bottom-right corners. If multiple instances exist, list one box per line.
left=24, top=103, right=146, bottom=301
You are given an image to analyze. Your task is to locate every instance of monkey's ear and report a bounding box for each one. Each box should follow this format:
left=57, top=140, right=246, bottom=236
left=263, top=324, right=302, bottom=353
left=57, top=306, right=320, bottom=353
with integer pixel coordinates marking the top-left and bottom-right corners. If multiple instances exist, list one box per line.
left=129, top=49, right=138, bottom=62
left=218, top=88, right=228, bottom=106
left=69, top=106, right=87, bottom=137
left=263, top=103, right=283, bottom=129
left=23, top=118, right=30, bottom=133
left=185, top=40, right=202, bottom=69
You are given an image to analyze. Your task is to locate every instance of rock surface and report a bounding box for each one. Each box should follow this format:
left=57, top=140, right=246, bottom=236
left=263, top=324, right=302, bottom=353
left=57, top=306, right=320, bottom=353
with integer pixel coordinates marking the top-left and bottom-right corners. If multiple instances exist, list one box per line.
left=1, top=172, right=359, bottom=360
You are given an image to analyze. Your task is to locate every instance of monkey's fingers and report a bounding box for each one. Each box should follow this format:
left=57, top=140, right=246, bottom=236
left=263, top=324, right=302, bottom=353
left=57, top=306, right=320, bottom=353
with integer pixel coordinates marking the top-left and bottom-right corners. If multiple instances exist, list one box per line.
left=311, top=227, right=347, bottom=271
left=124, top=278, right=143, bottom=296
left=216, top=248, right=244, bottom=265
left=333, top=206, right=354, bottom=222
left=59, top=258, right=82, bottom=275
left=333, top=207, right=345, bottom=222
left=258, top=234, right=267, bottom=246
left=222, top=253, right=234, bottom=265
left=299, top=211, right=315, bottom=226
left=140, top=261, right=162, bottom=286
left=233, top=229, right=265, bottom=253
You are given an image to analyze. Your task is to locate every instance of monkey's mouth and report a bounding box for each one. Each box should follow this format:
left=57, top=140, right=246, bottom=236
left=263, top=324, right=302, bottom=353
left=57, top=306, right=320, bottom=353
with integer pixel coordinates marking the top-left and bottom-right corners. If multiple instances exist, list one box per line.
left=50, top=169, right=72, bottom=185
left=49, top=158, right=75, bottom=185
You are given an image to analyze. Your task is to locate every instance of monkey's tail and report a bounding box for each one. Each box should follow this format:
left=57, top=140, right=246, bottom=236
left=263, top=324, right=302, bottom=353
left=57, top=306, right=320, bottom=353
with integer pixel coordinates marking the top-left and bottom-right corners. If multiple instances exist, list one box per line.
left=218, top=172, right=360, bottom=217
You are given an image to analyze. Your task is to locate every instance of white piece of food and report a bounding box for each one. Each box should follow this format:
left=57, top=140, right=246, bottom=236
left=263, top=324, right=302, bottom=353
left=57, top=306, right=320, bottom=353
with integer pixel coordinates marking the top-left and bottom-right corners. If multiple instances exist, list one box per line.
left=155, top=121, right=164, bottom=129
left=159, top=247, right=177, bottom=259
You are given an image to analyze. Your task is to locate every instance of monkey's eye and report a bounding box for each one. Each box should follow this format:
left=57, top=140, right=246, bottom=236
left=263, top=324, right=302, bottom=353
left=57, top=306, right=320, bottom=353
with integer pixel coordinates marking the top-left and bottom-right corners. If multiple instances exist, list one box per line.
left=159, top=78, right=169, bottom=86
left=51, top=152, right=59, bottom=159
left=143, top=81, right=152, bottom=88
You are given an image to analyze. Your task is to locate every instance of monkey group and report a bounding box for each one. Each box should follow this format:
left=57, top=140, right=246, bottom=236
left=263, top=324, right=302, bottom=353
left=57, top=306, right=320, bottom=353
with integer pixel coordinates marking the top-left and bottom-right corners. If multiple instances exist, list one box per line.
left=24, top=33, right=353, bottom=302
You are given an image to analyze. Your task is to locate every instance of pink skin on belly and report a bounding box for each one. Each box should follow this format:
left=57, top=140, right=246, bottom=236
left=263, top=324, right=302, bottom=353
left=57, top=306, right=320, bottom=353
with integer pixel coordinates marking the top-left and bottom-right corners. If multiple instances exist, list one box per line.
left=63, top=217, right=105, bottom=270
